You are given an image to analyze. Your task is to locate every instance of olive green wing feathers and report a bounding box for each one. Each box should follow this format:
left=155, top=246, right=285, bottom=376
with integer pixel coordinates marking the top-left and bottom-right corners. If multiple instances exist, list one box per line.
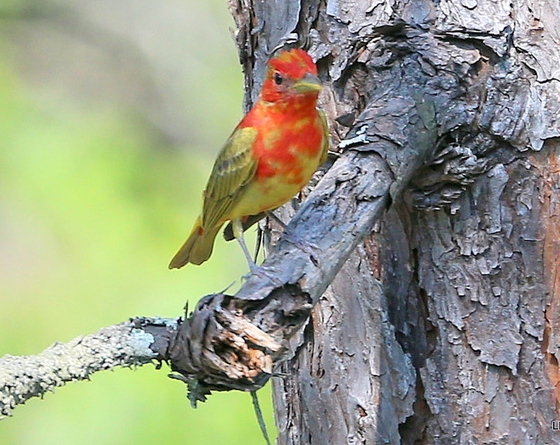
left=201, top=126, right=258, bottom=230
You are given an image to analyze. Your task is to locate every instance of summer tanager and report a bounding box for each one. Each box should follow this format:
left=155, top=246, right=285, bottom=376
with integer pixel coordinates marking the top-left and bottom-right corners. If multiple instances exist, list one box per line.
left=169, top=49, right=328, bottom=269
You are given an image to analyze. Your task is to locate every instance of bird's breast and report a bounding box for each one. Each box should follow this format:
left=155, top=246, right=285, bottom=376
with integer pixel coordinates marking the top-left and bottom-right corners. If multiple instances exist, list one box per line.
left=254, top=113, right=324, bottom=182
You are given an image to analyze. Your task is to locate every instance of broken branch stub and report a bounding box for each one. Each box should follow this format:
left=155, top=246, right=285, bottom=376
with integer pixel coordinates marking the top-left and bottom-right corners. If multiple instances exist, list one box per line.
left=167, top=286, right=313, bottom=402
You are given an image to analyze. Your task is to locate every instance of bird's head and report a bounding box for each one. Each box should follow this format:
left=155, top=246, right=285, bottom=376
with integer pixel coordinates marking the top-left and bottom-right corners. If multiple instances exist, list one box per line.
left=261, top=49, right=322, bottom=104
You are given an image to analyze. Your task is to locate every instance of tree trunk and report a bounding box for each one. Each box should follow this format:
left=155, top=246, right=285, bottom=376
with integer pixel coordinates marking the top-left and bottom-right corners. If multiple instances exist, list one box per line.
left=229, top=0, right=560, bottom=443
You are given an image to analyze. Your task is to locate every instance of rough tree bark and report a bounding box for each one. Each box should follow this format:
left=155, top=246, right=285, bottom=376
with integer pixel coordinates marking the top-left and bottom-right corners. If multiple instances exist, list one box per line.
left=3, top=1, right=560, bottom=444
left=228, top=0, right=560, bottom=444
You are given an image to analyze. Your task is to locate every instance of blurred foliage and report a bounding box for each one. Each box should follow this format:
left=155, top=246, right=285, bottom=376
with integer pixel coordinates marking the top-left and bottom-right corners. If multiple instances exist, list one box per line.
left=0, top=1, right=275, bottom=444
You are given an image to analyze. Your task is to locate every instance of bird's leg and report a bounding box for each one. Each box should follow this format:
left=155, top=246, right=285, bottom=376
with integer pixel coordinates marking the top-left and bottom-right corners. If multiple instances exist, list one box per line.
left=232, top=219, right=284, bottom=286
left=232, top=218, right=260, bottom=272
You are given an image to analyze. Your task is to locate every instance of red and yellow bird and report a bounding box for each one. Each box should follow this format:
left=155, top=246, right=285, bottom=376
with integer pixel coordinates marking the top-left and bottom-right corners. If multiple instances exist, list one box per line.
left=169, top=48, right=328, bottom=270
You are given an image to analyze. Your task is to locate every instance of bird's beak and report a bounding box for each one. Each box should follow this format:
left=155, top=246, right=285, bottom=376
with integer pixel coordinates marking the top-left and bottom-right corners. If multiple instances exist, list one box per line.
left=293, top=73, right=322, bottom=93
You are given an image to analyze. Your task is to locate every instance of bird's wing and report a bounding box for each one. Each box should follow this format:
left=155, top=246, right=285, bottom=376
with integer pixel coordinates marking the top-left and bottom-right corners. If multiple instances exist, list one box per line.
left=201, top=126, right=259, bottom=230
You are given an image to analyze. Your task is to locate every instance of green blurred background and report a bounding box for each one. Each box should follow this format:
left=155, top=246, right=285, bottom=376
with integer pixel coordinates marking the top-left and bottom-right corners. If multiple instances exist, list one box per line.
left=0, top=1, right=275, bottom=444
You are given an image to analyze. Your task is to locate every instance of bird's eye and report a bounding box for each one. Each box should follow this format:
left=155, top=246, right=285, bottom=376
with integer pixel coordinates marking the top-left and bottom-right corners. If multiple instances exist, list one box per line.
left=274, top=72, right=283, bottom=85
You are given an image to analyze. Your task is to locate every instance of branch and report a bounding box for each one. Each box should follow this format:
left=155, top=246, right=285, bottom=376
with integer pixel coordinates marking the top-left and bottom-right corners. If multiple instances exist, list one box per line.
left=0, top=318, right=177, bottom=418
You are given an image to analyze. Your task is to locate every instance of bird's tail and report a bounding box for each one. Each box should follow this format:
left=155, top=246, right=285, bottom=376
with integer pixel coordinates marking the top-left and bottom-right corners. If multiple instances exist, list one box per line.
left=168, top=216, right=221, bottom=268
